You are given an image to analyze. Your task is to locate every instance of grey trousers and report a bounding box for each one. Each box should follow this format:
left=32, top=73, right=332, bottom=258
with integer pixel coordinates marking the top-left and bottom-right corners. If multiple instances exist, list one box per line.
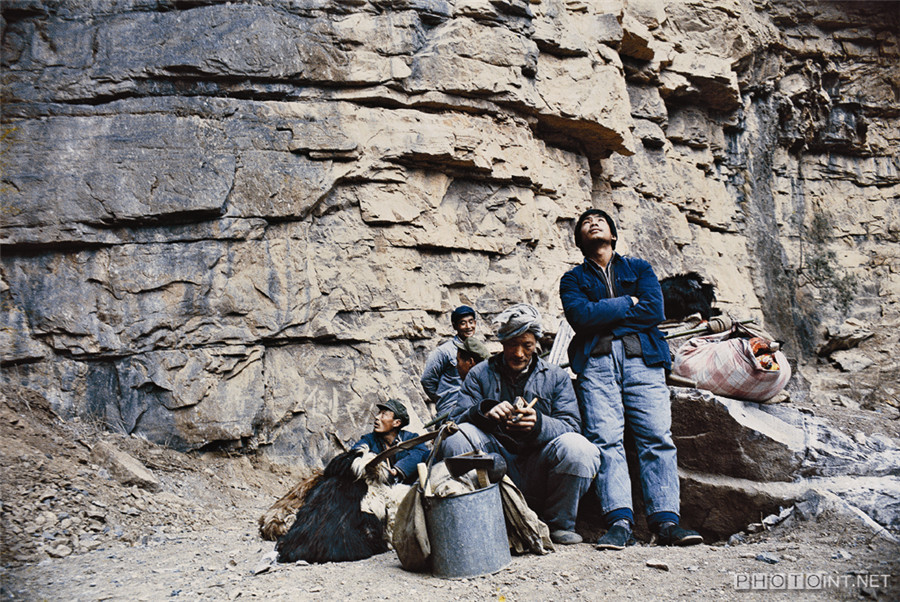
left=439, top=423, right=600, bottom=531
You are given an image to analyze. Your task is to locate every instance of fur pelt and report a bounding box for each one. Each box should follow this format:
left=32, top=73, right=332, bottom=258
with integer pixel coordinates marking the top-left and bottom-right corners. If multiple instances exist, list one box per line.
left=274, top=447, right=408, bottom=564
left=258, top=470, right=323, bottom=541
left=660, top=272, right=720, bottom=321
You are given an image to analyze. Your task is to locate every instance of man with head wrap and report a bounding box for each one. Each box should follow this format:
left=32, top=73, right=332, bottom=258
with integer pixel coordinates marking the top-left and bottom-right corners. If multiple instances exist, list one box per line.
left=560, top=209, right=702, bottom=550
left=440, top=304, right=601, bottom=545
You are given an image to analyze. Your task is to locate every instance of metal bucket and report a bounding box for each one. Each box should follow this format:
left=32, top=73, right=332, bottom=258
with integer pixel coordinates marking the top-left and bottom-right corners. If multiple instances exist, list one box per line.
left=423, top=481, right=511, bottom=579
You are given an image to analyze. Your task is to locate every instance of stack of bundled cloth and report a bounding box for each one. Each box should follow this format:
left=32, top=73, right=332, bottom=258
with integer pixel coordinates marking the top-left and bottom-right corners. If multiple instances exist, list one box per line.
left=669, top=318, right=791, bottom=403
left=657, top=273, right=790, bottom=403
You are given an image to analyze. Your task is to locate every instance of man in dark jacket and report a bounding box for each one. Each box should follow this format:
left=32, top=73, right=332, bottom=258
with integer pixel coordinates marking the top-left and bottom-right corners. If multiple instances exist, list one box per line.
left=441, top=304, right=600, bottom=545
left=560, top=208, right=702, bottom=550
left=352, top=399, right=429, bottom=485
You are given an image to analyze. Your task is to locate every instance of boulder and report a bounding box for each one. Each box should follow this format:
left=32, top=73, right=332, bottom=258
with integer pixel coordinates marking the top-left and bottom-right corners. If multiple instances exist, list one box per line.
left=679, top=469, right=804, bottom=537
left=762, top=404, right=900, bottom=479
left=672, top=388, right=805, bottom=482
left=91, top=441, right=161, bottom=492
left=672, top=388, right=900, bottom=539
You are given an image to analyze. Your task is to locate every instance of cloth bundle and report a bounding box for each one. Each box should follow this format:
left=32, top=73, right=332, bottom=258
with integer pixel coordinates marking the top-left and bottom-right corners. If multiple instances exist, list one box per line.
left=672, top=327, right=791, bottom=402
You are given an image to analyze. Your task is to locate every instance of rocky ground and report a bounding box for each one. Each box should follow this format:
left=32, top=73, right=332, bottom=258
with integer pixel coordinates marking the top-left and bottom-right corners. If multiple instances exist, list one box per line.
left=1, top=383, right=898, bottom=601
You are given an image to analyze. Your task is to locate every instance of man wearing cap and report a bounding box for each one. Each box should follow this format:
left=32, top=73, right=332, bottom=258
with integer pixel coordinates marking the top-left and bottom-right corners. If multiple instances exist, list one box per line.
left=433, top=336, right=492, bottom=419
left=352, top=399, right=429, bottom=485
left=421, top=305, right=478, bottom=411
left=560, top=208, right=702, bottom=550
left=440, top=304, right=601, bottom=545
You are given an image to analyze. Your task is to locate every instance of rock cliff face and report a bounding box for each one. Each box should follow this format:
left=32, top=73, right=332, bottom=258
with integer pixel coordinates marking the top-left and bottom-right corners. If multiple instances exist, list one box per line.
left=2, top=0, right=898, bottom=468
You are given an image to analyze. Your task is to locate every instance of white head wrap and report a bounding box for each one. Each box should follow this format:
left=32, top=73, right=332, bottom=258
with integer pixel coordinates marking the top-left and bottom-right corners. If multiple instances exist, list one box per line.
left=493, top=304, right=543, bottom=342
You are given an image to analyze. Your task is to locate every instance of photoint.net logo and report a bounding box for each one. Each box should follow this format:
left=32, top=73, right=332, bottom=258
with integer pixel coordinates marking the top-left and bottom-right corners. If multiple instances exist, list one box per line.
left=733, top=572, right=891, bottom=591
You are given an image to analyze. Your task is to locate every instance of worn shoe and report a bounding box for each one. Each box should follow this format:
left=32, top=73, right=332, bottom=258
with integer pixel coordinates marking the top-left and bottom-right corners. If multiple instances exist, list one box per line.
left=595, top=524, right=633, bottom=550
left=655, top=522, right=703, bottom=546
left=550, top=529, right=583, bottom=545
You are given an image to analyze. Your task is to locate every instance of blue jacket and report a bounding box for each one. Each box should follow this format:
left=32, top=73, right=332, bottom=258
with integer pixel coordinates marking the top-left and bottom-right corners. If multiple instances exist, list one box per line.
left=352, top=430, right=429, bottom=485
left=450, top=355, right=581, bottom=453
left=559, top=254, right=671, bottom=375
left=420, top=338, right=461, bottom=404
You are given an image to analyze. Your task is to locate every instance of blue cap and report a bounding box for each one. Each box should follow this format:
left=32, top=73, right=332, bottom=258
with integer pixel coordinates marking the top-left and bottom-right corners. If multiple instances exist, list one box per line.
left=450, top=305, right=476, bottom=327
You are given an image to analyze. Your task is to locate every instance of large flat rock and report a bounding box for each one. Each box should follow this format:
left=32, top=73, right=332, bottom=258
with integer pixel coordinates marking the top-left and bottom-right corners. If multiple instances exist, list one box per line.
left=671, top=388, right=806, bottom=482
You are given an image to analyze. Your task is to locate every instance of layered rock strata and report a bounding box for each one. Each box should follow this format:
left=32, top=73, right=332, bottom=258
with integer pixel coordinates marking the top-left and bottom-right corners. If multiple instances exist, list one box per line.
left=2, top=1, right=898, bottom=474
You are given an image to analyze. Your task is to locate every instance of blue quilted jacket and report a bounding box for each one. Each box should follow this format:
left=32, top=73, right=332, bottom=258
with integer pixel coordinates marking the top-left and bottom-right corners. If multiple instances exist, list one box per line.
left=559, top=254, right=671, bottom=374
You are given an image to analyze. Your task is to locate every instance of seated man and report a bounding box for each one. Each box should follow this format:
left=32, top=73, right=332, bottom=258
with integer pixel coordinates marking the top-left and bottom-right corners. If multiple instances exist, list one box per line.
left=433, top=336, right=491, bottom=418
left=352, top=399, right=429, bottom=485
left=440, top=304, right=600, bottom=545
left=421, top=305, right=478, bottom=411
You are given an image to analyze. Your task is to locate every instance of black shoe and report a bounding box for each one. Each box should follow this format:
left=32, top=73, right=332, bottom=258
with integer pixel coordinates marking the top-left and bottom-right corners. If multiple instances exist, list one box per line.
left=655, top=522, right=703, bottom=546
left=595, top=524, right=633, bottom=550
left=550, top=529, right=583, bottom=545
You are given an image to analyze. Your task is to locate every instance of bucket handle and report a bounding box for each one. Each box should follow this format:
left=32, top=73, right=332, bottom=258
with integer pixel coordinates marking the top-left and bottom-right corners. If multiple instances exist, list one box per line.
left=419, top=422, right=483, bottom=496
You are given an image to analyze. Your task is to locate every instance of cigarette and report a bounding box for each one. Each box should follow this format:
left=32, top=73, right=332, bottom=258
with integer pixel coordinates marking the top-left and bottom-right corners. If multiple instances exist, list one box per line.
left=510, top=398, right=538, bottom=423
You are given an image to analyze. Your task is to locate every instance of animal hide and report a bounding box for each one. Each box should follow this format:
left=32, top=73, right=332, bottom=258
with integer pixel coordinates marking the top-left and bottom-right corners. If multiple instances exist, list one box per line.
left=258, top=470, right=323, bottom=541
left=660, top=272, right=720, bottom=321
left=274, top=447, right=408, bottom=564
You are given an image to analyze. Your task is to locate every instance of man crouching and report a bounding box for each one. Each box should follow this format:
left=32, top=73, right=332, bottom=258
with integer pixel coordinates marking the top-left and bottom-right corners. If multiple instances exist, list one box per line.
left=440, top=304, right=600, bottom=545
left=352, top=399, right=429, bottom=485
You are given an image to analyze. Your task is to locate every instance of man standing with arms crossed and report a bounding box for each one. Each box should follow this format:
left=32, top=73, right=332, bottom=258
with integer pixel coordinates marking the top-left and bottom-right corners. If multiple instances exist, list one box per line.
left=559, top=209, right=702, bottom=550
